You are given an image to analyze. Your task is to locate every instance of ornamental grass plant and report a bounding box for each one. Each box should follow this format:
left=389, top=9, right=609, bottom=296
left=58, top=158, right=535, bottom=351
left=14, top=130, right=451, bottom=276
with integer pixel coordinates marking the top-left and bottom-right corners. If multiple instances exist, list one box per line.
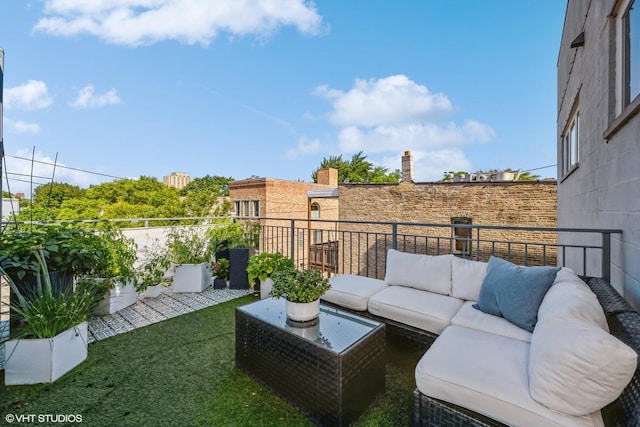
left=1, top=249, right=101, bottom=339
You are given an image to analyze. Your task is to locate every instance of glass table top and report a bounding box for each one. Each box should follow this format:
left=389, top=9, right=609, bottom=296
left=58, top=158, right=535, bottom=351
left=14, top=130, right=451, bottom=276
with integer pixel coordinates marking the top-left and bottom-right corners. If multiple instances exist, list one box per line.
left=237, top=297, right=383, bottom=354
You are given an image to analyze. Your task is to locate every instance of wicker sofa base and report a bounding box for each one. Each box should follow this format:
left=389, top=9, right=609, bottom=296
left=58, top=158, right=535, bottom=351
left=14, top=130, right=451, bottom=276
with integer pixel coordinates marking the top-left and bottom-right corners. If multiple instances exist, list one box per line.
left=413, top=392, right=508, bottom=427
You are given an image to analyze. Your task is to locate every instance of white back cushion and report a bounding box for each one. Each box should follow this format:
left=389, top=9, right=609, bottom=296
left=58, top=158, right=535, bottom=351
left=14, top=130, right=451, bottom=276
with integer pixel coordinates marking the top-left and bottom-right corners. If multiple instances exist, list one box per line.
left=451, top=256, right=487, bottom=301
left=529, top=318, right=637, bottom=416
left=384, top=249, right=452, bottom=295
left=538, top=268, right=609, bottom=331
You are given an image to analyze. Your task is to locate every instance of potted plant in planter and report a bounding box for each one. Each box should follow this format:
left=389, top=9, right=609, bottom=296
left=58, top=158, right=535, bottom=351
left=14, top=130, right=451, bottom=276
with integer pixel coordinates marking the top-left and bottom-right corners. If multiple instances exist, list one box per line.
left=89, top=226, right=139, bottom=315
left=1, top=249, right=102, bottom=385
left=211, top=258, right=230, bottom=289
left=271, top=268, right=331, bottom=322
left=246, top=252, right=295, bottom=299
left=0, top=225, right=106, bottom=327
left=227, top=221, right=260, bottom=290
left=166, top=226, right=212, bottom=293
left=135, top=240, right=171, bottom=298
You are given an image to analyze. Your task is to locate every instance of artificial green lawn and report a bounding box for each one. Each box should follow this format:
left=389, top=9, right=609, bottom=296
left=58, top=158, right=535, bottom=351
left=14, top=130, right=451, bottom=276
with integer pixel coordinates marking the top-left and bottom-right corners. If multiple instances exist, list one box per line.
left=1, top=294, right=421, bottom=426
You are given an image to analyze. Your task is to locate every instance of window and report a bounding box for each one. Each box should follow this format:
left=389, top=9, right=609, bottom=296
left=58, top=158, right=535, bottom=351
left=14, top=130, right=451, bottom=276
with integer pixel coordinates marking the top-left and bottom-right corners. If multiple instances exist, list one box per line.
left=310, top=202, right=320, bottom=219
left=234, top=201, right=240, bottom=216
left=451, top=217, right=472, bottom=256
left=562, top=109, right=580, bottom=176
left=252, top=200, right=260, bottom=217
left=616, top=0, right=640, bottom=113
left=243, top=201, right=250, bottom=217
left=624, top=0, right=640, bottom=105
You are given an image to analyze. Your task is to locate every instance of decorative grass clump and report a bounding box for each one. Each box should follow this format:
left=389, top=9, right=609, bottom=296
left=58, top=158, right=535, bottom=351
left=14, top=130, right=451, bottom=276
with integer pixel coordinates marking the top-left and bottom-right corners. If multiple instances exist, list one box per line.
left=0, top=295, right=420, bottom=426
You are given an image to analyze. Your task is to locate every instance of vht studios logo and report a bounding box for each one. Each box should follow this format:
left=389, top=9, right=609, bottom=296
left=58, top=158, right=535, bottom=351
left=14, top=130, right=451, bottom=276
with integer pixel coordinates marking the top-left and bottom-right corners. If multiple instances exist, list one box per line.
left=5, top=413, right=83, bottom=423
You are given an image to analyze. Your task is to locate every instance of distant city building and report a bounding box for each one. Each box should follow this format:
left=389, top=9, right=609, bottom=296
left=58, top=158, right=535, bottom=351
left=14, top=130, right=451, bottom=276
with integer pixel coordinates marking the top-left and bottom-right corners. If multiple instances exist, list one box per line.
left=163, top=172, right=191, bottom=190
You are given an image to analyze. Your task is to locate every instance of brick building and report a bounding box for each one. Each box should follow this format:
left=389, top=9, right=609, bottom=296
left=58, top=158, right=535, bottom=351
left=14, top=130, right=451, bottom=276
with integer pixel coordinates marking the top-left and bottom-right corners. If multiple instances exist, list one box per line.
left=229, top=169, right=340, bottom=267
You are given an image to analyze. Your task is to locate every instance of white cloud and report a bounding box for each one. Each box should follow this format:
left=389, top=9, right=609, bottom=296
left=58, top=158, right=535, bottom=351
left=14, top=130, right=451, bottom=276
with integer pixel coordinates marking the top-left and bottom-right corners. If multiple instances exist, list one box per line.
left=315, top=74, right=495, bottom=181
left=71, top=85, right=122, bottom=109
left=4, top=80, right=53, bottom=110
left=4, top=149, right=103, bottom=197
left=34, top=0, right=324, bottom=46
left=285, top=137, right=321, bottom=159
left=314, top=75, right=452, bottom=127
left=4, top=118, right=41, bottom=134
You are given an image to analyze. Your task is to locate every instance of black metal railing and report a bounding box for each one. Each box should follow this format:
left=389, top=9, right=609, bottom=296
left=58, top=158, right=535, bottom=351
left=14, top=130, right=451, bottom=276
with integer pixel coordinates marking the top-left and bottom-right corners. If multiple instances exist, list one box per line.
left=238, top=217, right=622, bottom=281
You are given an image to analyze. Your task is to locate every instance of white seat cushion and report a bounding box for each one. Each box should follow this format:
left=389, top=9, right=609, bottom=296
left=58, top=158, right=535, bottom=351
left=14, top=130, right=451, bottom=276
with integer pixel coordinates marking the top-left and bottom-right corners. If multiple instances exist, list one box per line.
left=415, top=326, right=604, bottom=427
left=384, top=249, right=453, bottom=295
left=368, top=286, right=463, bottom=335
left=451, top=301, right=532, bottom=342
left=320, top=274, right=388, bottom=311
left=451, top=256, right=487, bottom=300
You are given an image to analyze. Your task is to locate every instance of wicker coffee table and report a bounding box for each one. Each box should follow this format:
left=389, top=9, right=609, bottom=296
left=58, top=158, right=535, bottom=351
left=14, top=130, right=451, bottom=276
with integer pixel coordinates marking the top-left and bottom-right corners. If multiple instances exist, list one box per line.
left=236, top=298, right=386, bottom=426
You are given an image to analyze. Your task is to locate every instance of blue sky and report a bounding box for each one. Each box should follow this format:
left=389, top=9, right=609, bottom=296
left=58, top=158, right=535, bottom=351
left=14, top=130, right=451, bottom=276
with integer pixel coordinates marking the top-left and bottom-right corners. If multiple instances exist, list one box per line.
left=1, top=1, right=566, bottom=196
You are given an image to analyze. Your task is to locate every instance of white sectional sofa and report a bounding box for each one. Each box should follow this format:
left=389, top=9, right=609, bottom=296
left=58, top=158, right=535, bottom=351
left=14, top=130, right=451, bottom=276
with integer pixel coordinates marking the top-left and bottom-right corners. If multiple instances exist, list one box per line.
left=320, top=249, right=639, bottom=427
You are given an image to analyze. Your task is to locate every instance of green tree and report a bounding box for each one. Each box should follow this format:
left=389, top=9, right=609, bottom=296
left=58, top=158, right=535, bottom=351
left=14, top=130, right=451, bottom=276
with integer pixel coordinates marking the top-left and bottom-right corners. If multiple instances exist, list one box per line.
left=311, top=151, right=400, bottom=183
left=179, top=175, right=234, bottom=217
left=32, top=182, right=85, bottom=209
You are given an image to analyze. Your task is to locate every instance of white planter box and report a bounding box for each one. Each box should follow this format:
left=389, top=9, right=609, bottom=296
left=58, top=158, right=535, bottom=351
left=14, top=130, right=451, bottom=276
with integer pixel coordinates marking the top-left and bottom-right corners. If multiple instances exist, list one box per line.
left=94, top=280, right=138, bottom=315
left=142, top=284, right=163, bottom=298
left=260, top=278, right=274, bottom=300
left=173, top=262, right=210, bottom=293
left=4, top=322, right=89, bottom=385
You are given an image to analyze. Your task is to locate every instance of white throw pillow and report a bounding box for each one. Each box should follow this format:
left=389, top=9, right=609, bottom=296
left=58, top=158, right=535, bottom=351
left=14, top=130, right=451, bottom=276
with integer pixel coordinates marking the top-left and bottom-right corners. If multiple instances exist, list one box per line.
left=450, top=256, right=487, bottom=301
left=384, top=249, right=452, bottom=295
left=538, top=275, right=609, bottom=331
left=529, top=318, right=637, bottom=416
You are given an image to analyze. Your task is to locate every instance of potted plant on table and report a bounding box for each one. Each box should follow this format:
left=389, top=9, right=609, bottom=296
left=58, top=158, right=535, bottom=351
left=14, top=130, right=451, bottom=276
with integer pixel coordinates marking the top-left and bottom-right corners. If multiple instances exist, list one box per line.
left=211, top=258, right=230, bottom=289
left=1, top=249, right=101, bottom=385
left=246, top=252, right=295, bottom=299
left=271, top=268, right=331, bottom=322
left=166, top=226, right=212, bottom=293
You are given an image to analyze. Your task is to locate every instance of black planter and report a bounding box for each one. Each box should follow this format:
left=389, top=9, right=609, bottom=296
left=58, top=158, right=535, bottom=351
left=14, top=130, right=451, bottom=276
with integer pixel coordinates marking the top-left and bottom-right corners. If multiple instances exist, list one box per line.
left=213, top=278, right=228, bottom=289
left=10, top=270, right=74, bottom=329
left=229, top=248, right=250, bottom=289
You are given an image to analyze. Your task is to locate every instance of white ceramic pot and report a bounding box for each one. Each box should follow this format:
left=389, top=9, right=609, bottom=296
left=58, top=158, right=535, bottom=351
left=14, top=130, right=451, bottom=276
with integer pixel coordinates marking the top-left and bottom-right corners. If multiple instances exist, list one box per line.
left=286, top=299, right=320, bottom=322
left=260, top=277, right=274, bottom=299
left=4, top=322, right=89, bottom=385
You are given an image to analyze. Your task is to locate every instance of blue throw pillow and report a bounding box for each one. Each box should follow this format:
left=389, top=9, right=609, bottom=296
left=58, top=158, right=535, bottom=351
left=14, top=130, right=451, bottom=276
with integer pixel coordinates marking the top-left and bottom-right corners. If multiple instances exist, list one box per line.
left=473, top=256, right=560, bottom=332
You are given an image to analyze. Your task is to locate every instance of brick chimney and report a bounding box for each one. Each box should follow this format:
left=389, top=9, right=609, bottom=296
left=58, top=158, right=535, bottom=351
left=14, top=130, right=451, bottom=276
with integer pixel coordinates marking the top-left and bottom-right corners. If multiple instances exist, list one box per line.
left=401, top=151, right=415, bottom=183
left=316, top=168, right=338, bottom=187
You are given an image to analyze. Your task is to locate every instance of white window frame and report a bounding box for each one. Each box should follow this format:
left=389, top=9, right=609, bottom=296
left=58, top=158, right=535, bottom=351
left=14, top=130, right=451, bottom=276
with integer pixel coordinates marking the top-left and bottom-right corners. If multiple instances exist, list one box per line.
left=616, top=0, right=640, bottom=114
left=310, top=202, right=320, bottom=219
left=562, top=108, right=580, bottom=177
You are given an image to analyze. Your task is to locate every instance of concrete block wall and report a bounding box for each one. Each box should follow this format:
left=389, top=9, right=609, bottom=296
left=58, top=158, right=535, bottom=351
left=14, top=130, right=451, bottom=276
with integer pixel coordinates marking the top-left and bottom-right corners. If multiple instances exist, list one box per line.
left=559, top=0, right=640, bottom=308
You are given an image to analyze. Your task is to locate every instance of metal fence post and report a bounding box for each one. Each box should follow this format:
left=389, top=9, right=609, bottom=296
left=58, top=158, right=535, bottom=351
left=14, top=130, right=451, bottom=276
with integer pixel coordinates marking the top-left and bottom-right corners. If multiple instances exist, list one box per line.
left=391, top=223, right=397, bottom=250
left=602, top=232, right=611, bottom=281
left=290, top=219, right=296, bottom=262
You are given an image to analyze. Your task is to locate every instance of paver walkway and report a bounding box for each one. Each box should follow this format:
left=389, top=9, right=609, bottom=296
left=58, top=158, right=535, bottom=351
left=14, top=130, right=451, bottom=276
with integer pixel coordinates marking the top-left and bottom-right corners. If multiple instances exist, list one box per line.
left=87, top=286, right=252, bottom=343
